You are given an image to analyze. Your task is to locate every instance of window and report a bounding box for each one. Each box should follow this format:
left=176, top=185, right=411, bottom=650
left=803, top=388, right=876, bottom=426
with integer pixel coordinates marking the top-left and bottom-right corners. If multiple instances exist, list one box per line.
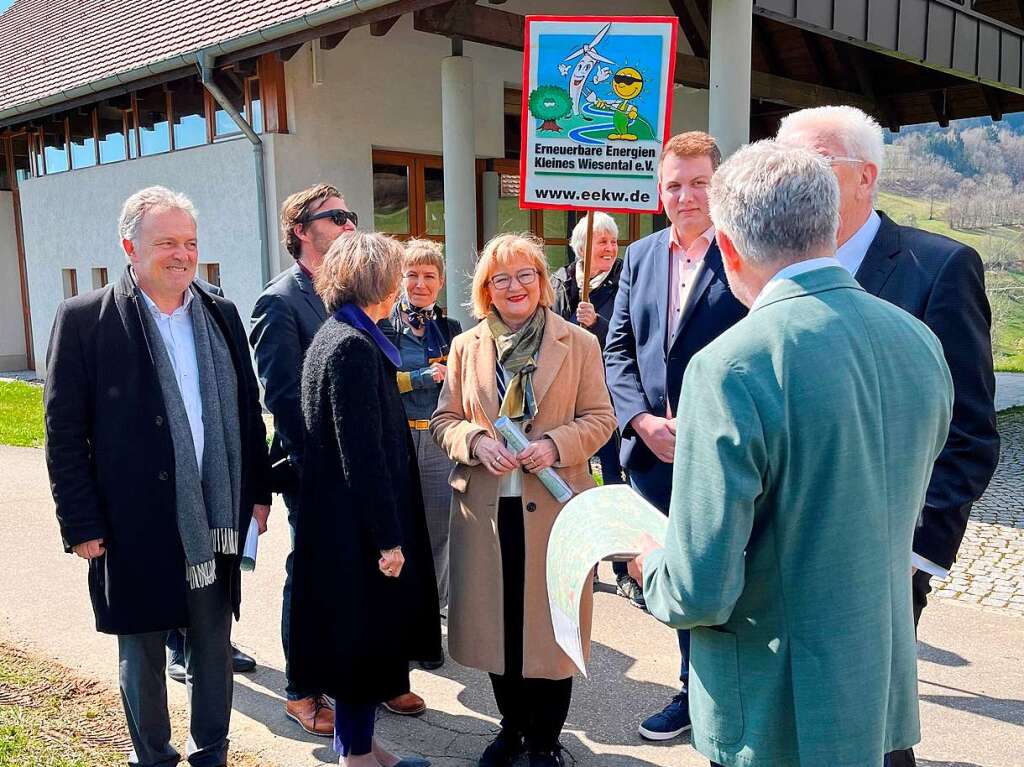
left=61, top=269, right=78, bottom=298
left=172, top=79, right=207, bottom=150
left=9, top=133, right=32, bottom=184
left=68, top=112, right=97, bottom=169
left=41, top=121, right=69, bottom=174
left=91, top=267, right=108, bottom=289
left=371, top=151, right=446, bottom=245
left=0, top=138, right=11, bottom=190
left=246, top=76, right=263, bottom=134
left=97, top=105, right=128, bottom=164
left=197, top=262, right=221, bottom=288
left=213, top=72, right=246, bottom=139
left=136, top=86, right=170, bottom=156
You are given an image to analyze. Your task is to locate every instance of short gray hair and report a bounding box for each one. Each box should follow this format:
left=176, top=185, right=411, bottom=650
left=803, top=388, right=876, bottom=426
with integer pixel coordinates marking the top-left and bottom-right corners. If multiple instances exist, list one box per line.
left=776, top=105, right=885, bottom=178
left=569, top=212, right=619, bottom=259
left=118, top=186, right=197, bottom=244
left=708, top=141, right=839, bottom=266
left=315, top=231, right=404, bottom=312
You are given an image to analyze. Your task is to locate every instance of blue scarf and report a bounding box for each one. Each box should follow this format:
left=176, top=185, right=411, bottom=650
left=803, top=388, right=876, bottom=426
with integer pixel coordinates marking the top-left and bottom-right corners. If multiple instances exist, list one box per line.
left=401, top=301, right=449, bottom=363
left=335, top=303, right=402, bottom=368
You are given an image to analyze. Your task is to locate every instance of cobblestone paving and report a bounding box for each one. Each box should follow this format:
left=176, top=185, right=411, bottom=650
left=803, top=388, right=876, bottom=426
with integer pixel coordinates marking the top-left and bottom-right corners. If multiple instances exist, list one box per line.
left=933, top=407, right=1024, bottom=615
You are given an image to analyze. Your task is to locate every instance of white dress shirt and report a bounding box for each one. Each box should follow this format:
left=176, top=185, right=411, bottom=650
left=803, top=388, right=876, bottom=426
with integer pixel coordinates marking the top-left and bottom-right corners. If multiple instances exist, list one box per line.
left=140, top=287, right=205, bottom=474
left=668, top=225, right=715, bottom=346
left=836, top=210, right=881, bottom=277
left=751, top=253, right=950, bottom=580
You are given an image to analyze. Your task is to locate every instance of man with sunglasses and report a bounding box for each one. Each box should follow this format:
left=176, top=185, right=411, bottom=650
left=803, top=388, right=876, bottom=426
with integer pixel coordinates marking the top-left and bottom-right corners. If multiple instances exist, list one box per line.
left=249, top=184, right=357, bottom=736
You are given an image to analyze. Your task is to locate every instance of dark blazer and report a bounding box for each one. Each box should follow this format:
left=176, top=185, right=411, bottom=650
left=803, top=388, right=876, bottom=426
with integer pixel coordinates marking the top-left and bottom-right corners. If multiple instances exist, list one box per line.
left=605, top=228, right=747, bottom=476
left=857, top=212, right=999, bottom=569
left=44, top=268, right=272, bottom=635
left=249, top=263, right=327, bottom=485
left=551, top=257, right=623, bottom=349
left=289, top=316, right=441, bottom=704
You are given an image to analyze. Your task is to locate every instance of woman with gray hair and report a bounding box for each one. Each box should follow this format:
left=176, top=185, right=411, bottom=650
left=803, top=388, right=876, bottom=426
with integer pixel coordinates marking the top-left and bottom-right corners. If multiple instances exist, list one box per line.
left=289, top=231, right=441, bottom=767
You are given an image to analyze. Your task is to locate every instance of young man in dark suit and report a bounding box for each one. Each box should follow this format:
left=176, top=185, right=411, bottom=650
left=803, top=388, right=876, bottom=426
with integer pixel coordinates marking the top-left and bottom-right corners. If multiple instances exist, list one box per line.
left=778, top=105, right=1000, bottom=767
left=604, top=132, right=747, bottom=741
left=45, top=186, right=271, bottom=767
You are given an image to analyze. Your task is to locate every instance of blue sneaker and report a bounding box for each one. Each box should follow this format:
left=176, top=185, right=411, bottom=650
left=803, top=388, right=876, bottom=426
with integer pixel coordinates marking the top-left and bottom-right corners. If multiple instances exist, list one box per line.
left=638, top=691, right=691, bottom=741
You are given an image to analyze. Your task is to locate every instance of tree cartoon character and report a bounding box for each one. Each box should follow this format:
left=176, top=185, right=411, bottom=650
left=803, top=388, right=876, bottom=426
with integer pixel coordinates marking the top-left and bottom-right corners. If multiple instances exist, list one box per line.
left=529, top=85, right=573, bottom=132
left=595, top=67, right=645, bottom=141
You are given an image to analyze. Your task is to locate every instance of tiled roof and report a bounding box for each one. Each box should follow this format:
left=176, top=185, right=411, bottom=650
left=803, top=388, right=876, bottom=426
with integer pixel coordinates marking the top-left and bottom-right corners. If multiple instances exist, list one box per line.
left=0, top=0, right=389, bottom=117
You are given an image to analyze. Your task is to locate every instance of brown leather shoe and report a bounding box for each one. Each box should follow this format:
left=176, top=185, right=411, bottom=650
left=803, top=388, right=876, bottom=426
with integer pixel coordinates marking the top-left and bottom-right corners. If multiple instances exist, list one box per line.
left=382, top=691, right=426, bottom=716
left=285, top=696, right=334, bottom=736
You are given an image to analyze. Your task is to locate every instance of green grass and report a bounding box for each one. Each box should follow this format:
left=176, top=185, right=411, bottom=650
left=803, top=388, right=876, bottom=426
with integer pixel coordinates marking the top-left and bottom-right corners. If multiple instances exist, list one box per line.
left=0, top=380, right=44, bottom=447
left=877, top=191, right=1024, bottom=372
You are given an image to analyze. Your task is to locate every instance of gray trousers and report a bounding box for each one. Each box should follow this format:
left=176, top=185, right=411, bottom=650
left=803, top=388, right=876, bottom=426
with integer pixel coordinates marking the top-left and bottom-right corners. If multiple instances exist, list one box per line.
left=411, top=428, right=454, bottom=609
left=117, top=570, right=233, bottom=767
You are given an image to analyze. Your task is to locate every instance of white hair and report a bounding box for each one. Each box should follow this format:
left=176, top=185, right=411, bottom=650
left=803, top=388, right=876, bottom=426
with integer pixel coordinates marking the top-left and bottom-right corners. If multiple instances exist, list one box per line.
left=708, top=140, right=839, bottom=266
left=569, top=212, right=619, bottom=260
left=118, top=186, right=197, bottom=245
left=777, top=105, right=885, bottom=179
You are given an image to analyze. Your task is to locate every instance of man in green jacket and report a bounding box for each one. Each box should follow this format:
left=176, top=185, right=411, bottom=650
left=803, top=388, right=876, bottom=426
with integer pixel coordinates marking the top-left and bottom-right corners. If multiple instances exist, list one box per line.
left=631, top=141, right=953, bottom=767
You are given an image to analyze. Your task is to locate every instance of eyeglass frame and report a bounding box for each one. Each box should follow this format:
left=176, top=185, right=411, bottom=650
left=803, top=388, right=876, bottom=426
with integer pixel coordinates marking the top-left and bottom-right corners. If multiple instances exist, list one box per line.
left=824, top=155, right=866, bottom=167
left=301, top=208, right=359, bottom=228
left=489, top=268, right=540, bottom=291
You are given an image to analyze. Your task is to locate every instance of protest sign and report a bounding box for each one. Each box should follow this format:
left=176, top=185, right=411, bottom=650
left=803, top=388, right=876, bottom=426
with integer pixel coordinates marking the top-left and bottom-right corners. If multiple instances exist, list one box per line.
left=520, top=16, right=679, bottom=215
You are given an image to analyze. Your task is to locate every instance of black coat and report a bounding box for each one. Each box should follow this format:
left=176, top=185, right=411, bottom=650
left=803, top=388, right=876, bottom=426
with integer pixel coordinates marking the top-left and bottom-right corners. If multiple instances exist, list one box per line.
left=551, top=258, right=623, bottom=349
left=857, top=212, right=1000, bottom=569
left=249, top=263, right=327, bottom=489
left=44, top=267, right=272, bottom=635
left=288, top=316, right=442, bottom=704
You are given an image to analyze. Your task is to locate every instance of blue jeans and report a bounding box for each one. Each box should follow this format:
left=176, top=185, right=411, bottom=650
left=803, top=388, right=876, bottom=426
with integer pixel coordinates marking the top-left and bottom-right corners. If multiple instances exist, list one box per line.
left=630, top=462, right=689, bottom=686
left=282, top=491, right=313, bottom=701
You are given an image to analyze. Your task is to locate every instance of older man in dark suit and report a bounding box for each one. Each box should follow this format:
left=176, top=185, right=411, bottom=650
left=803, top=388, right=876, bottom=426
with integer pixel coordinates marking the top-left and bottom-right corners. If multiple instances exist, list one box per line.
left=778, top=105, right=1000, bottom=767
left=604, top=131, right=747, bottom=742
left=249, top=183, right=353, bottom=735
left=45, top=186, right=271, bottom=767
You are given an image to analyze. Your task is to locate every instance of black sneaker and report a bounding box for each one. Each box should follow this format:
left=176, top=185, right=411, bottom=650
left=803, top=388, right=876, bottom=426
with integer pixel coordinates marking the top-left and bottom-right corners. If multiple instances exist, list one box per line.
left=528, top=746, right=565, bottom=767
left=419, top=648, right=445, bottom=671
left=478, top=729, right=524, bottom=767
left=615, top=573, right=647, bottom=611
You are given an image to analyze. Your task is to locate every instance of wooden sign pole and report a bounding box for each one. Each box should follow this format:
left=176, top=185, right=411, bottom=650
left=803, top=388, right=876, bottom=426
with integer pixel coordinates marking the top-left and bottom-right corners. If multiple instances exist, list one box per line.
left=580, top=210, right=596, bottom=303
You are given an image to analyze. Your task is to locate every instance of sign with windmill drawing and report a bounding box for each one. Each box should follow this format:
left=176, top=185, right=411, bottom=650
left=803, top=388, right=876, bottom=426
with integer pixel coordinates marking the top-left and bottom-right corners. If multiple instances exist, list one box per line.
left=520, top=16, right=678, bottom=214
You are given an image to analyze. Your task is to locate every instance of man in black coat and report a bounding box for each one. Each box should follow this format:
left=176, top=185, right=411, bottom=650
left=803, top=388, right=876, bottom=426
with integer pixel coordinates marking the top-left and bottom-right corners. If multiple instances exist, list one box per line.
left=778, top=107, right=1000, bottom=767
left=249, top=183, right=355, bottom=735
left=45, top=186, right=271, bottom=767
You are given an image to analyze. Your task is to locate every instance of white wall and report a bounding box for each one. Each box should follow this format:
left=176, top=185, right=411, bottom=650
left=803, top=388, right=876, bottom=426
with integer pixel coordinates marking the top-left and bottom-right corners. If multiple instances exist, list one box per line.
left=19, top=138, right=264, bottom=376
left=0, top=191, right=27, bottom=371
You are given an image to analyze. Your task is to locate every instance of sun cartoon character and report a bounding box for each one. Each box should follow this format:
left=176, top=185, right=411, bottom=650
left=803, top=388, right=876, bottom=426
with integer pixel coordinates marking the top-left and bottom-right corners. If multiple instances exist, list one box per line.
left=596, top=66, right=645, bottom=141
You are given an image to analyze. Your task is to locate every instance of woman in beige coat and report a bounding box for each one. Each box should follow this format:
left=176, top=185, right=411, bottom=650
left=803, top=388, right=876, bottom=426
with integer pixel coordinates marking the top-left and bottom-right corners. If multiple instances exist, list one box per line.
left=430, top=233, right=616, bottom=767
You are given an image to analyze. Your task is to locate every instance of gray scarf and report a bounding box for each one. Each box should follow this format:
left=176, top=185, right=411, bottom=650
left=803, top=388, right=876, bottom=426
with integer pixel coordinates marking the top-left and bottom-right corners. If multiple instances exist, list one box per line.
left=137, top=285, right=242, bottom=589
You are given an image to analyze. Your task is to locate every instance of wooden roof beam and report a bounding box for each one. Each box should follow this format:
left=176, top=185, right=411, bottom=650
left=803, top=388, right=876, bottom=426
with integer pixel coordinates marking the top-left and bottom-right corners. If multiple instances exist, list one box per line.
left=370, top=16, right=401, bottom=36
left=981, top=85, right=1004, bottom=122
left=413, top=3, right=876, bottom=113
left=668, top=0, right=710, bottom=58
left=277, top=44, right=303, bottom=62
left=930, top=89, right=951, bottom=127
left=836, top=43, right=901, bottom=133
left=320, top=31, right=349, bottom=50
left=752, top=15, right=785, bottom=77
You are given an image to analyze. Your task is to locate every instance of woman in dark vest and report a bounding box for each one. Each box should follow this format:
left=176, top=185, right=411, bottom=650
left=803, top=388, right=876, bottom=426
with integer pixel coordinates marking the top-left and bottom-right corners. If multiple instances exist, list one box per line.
left=379, top=239, right=462, bottom=671
left=289, top=231, right=441, bottom=767
left=550, top=213, right=641, bottom=607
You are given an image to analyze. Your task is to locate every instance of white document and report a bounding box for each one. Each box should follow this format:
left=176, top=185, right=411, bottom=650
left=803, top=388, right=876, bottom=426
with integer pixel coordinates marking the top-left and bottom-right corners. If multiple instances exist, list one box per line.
left=240, top=518, right=259, bottom=572
left=546, top=484, right=668, bottom=675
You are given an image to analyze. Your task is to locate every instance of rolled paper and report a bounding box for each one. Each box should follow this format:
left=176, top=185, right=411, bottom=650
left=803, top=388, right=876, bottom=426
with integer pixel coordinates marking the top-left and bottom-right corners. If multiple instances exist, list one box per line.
left=494, top=416, right=574, bottom=503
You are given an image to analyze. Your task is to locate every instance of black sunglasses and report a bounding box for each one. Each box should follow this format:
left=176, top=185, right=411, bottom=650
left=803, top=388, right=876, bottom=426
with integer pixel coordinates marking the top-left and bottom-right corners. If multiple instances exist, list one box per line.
left=303, top=208, right=358, bottom=228
left=613, top=74, right=643, bottom=86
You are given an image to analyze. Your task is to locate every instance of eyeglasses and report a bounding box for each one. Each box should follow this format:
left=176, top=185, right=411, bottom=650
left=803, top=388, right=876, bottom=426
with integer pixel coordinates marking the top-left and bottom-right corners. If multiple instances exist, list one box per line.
left=489, top=268, right=539, bottom=291
left=302, top=208, right=358, bottom=228
left=613, top=74, right=643, bottom=86
left=824, top=155, right=864, bottom=167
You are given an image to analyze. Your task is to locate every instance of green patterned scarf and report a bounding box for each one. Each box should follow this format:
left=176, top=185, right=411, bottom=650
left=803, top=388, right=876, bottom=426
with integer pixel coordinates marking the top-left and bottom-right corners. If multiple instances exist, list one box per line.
left=487, top=306, right=546, bottom=420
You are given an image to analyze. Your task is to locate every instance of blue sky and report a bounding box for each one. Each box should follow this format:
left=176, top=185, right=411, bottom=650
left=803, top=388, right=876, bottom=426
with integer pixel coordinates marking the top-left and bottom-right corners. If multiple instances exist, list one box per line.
left=0, top=0, right=13, bottom=14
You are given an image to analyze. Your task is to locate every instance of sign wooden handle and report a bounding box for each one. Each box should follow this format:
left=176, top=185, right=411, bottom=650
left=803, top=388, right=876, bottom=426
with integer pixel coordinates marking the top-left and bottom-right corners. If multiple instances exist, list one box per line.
left=580, top=211, right=596, bottom=304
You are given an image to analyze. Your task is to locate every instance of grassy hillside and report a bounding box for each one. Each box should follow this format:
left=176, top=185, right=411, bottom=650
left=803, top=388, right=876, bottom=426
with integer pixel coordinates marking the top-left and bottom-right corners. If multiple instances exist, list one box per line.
left=878, top=191, right=1024, bottom=371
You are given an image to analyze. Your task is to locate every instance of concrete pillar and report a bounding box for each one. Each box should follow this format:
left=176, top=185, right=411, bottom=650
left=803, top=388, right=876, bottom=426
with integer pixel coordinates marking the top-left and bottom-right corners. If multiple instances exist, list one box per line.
left=441, top=55, right=477, bottom=327
left=480, top=171, right=500, bottom=244
left=708, top=0, right=752, bottom=157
